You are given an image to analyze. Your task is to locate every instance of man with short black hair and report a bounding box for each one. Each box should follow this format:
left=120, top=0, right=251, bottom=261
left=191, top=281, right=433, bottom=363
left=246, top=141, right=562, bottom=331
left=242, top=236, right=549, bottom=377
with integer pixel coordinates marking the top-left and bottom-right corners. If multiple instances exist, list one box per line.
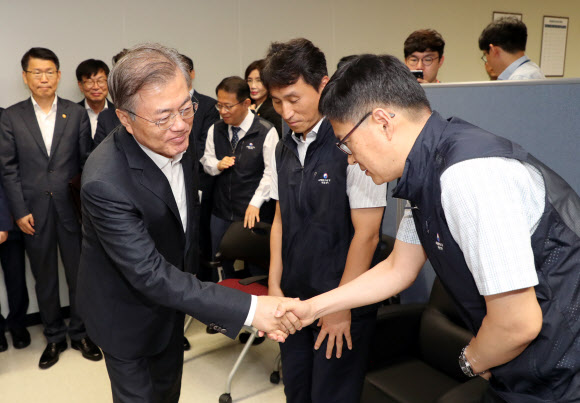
left=262, top=38, right=387, bottom=403
left=201, top=76, right=278, bottom=279
left=404, top=29, right=445, bottom=83
left=479, top=17, right=545, bottom=80
left=76, top=59, right=113, bottom=139
left=0, top=47, right=99, bottom=369
left=278, top=53, right=579, bottom=403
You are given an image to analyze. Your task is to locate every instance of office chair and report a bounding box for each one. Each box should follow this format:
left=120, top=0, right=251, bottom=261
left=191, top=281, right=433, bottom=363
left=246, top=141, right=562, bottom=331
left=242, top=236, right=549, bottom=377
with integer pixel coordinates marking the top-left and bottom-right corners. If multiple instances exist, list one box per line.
left=207, top=221, right=281, bottom=403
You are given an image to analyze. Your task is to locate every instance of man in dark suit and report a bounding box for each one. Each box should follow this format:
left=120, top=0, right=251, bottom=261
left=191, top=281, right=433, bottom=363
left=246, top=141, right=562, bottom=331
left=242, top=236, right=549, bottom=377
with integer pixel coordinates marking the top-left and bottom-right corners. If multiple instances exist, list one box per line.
left=0, top=154, right=29, bottom=352
left=77, top=43, right=295, bottom=403
left=0, top=47, right=101, bottom=369
left=180, top=54, right=220, bottom=278
left=76, top=59, right=114, bottom=139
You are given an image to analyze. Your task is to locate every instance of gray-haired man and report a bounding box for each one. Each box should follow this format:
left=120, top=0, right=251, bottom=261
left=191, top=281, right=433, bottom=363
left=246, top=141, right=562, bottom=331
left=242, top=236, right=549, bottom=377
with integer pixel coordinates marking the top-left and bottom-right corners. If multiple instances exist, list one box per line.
left=76, top=43, right=298, bottom=402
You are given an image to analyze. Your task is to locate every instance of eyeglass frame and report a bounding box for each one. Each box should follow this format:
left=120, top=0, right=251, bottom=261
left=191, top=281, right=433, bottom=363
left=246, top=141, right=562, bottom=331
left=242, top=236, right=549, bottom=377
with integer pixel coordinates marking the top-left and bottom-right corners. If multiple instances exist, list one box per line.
left=25, top=70, right=58, bottom=79
left=336, top=111, right=395, bottom=155
left=215, top=99, right=246, bottom=112
left=124, top=100, right=198, bottom=131
left=481, top=54, right=488, bottom=63
left=81, top=78, right=108, bottom=89
left=405, top=55, right=440, bottom=67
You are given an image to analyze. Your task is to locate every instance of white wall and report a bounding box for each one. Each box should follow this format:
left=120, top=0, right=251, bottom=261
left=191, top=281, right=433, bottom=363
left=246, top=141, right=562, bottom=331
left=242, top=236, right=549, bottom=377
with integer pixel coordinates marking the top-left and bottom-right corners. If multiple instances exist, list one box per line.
left=1, top=0, right=579, bottom=107
left=0, top=0, right=579, bottom=316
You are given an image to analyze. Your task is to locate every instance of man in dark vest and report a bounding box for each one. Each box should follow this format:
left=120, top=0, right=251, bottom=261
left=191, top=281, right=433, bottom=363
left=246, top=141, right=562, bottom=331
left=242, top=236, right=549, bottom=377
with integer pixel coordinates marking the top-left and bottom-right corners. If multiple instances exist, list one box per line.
left=277, top=54, right=580, bottom=403
left=200, top=76, right=278, bottom=279
left=262, top=39, right=387, bottom=403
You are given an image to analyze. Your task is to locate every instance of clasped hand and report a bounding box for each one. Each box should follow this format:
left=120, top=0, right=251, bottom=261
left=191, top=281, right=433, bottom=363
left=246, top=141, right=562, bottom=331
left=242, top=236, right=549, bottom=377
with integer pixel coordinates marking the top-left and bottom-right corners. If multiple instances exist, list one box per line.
left=252, top=295, right=303, bottom=342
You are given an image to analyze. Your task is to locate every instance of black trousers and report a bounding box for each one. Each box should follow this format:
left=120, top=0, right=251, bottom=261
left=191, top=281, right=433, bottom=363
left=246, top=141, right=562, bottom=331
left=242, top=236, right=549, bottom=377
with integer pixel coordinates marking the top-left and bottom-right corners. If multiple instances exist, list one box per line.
left=103, top=315, right=184, bottom=403
left=280, top=310, right=376, bottom=403
left=23, top=202, right=84, bottom=343
left=0, top=237, right=28, bottom=331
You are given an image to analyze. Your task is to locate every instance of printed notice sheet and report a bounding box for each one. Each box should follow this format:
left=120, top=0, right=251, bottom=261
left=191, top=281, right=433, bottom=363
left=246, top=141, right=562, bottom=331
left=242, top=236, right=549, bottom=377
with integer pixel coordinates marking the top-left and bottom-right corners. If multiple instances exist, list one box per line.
left=540, top=16, right=569, bottom=77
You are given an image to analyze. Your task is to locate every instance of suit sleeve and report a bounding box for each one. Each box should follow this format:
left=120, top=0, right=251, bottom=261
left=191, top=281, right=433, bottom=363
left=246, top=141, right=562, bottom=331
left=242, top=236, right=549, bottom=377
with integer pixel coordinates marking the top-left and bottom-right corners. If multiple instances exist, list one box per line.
left=78, top=110, right=93, bottom=167
left=81, top=179, right=251, bottom=339
left=0, top=111, right=29, bottom=220
left=0, top=182, right=13, bottom=231
left=197, top=103, right=220, bottom=162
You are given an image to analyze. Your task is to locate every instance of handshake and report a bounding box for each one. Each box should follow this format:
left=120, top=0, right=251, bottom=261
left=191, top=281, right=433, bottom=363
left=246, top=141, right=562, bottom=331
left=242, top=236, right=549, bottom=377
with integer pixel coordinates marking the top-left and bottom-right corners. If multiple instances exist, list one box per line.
left=251, top=295, right=316, bottom=342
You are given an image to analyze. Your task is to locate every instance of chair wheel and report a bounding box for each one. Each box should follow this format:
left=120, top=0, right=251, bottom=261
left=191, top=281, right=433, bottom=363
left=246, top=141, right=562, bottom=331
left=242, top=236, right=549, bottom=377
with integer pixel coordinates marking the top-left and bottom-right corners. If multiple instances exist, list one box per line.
left=270, top=371, right=280, bottom=384
left=219, top=393, right=232, bottom=403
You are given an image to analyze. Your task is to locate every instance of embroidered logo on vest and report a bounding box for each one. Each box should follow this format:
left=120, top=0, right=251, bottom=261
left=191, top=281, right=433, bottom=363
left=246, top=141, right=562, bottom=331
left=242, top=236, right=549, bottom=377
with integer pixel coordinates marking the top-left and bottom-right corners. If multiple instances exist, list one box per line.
left=318, top=173, right=331, bottom=185
left=436, top=233, right=444, bottom=251
left=246, top=142, right=256, bottom=150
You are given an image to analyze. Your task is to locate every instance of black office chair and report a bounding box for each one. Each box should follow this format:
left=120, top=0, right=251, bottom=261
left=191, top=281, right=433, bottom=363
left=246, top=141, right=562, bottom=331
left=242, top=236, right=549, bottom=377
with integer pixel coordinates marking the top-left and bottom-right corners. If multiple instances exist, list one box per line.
left=206, top=221, right=281, bottom=403
left=362, top=278, right=488, bottom=403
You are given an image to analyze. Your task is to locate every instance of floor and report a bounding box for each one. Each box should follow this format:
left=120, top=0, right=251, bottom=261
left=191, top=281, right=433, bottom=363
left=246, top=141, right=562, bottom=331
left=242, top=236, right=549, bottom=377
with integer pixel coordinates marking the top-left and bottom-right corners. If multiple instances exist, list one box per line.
left=0, top=319, right=286, bottom=403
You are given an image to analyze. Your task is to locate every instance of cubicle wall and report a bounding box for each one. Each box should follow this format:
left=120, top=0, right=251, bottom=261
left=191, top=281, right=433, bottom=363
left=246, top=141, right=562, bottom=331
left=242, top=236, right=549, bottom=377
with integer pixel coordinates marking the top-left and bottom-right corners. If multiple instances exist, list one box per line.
left=387, top=78, right=580, bottom=303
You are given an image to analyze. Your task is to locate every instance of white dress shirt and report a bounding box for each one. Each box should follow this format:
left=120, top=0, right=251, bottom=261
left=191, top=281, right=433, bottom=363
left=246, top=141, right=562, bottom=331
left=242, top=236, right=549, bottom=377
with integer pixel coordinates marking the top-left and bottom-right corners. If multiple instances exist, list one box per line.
left=31, top=95, right=58, bottom=156
left=396, top=157, right=543, bottom=296
left=201, top=111, right=279, bottom=208
left=84, top=99, right=109, bottom=139
left=269, top=118, right=387, bottom=209
left=137, top=139, right=257, bottom=327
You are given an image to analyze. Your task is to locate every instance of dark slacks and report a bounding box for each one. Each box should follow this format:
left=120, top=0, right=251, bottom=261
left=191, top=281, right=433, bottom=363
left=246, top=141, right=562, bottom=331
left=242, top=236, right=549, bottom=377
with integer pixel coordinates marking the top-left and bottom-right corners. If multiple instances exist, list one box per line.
left=280, top=310, right=376, bottom=403
left=23, top=201, right=84, bottom=343
left=210, top=214, right=235, bottom=281
left=0, top=237, right=28, bottom=331
left=103, top=315, right=185, bottom=403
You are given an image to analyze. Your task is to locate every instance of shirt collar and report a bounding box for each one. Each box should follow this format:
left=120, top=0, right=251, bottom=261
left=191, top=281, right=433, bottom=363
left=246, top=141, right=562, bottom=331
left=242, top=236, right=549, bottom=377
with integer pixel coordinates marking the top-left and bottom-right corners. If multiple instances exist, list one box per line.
left=31, top=94, right=58, bottom=113
left=291, top=117, right=325, bottom=145
left=84, top=99, right=109, bottom=112
left=230, top=109, right=254, bottom=133
left=498, top=55, right=530, bottom=80
left=136, top=140, right=184, bottom=170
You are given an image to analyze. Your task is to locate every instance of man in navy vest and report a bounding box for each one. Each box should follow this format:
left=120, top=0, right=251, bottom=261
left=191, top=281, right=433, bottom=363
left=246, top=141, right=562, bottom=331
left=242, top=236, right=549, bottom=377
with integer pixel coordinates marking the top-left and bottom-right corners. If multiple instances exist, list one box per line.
left=262, top=39, right=387, bottom=403
left=277, top=54, right=580, bottom=403
left=201, top=76, right=278, bottom=279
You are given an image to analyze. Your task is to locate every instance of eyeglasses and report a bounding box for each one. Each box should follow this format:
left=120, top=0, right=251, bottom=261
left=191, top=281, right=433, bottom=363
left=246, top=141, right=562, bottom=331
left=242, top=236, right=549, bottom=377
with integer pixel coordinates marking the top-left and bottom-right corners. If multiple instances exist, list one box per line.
left=125, top=102, right=198, bottom=131
left=336, top=112, right=373, bottom=155
left=406, top=56, right=439, bottom=67
left=215, top=100, right=245, bottom=112
left=25, top=70, right=57, bottom=79
left=481, top=54, right=488, bottom=63
left=82, top=78, right=108, bottom=89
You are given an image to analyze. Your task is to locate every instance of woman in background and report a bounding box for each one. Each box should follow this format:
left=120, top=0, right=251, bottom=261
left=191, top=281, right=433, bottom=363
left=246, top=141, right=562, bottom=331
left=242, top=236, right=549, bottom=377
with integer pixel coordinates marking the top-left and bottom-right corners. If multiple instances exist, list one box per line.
left=245, top=59, right=283, bottom=137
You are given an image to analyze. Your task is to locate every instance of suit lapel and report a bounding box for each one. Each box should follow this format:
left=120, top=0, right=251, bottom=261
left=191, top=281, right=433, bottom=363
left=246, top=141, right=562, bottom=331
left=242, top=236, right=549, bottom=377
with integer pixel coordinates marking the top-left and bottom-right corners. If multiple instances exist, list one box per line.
left=118, top=129, right=184, bottom=236
left=20, top=100, right=49, bottom=158
left=182, top=150, right=195, bottom=251
left=50, top=98, right=69, bottom=160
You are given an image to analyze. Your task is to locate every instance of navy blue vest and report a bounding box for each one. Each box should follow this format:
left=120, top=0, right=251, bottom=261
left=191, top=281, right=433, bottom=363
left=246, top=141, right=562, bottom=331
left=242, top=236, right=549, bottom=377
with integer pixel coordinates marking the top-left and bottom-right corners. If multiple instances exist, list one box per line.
left=392, top=111, right=580, bottom=402
left=275, top=119, right=354, bottom=300
left=212, top=115, right=272, bottom=221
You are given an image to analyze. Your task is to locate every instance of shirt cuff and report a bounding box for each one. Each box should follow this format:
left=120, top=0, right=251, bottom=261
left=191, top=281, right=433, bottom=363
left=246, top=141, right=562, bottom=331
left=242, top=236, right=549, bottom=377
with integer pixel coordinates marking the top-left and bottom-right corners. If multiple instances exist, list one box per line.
left=249, top=195, right=266, bottom=209
left=244, top=295, right=258, bottom=327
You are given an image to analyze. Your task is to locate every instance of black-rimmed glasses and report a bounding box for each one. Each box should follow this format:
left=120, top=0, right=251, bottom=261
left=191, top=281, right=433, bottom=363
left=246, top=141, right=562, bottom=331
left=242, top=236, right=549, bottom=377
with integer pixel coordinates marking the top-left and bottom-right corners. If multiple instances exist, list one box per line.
left=336, top=112, right=373, bottom=155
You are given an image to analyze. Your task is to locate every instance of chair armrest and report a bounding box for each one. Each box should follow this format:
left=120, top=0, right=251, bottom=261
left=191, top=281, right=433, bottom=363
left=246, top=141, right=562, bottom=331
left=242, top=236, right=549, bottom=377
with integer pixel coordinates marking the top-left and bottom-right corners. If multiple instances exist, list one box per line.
left=367, top=303, right=426, bottom=371
left=238, top=275, right=268, bottom=286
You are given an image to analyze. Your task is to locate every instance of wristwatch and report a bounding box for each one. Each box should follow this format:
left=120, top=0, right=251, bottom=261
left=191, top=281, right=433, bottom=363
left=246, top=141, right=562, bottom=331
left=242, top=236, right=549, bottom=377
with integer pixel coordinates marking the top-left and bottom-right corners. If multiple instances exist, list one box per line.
left=459, top=345, right=483, bottom=377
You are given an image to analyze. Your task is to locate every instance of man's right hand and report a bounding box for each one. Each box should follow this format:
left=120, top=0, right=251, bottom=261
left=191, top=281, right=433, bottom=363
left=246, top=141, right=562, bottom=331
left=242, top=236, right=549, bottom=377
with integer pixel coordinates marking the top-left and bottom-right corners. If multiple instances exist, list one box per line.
left=16, top=214, right=35, bottom=235
left=252, top=295, right=302, bottom=342
left=276, top=298, right=317, bottom=329
left=0, top=231, right=8, bottom=244
left=217, top=156, right=236, bottom=171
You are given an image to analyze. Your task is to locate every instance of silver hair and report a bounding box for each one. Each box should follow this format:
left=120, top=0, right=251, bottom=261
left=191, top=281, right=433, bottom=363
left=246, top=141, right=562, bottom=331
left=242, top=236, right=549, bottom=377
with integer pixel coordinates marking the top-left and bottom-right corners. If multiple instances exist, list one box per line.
left=108, top=43, right=191, bottom=115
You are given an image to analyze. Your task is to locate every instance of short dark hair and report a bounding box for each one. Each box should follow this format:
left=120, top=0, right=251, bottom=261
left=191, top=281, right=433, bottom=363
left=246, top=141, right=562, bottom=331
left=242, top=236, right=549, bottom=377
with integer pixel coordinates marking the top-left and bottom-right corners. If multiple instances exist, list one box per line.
left=404, top=29, right=445, bottom=58
left=21, top=47, right=60, bottom=71
left=478, top=18, right=527, bottom=53
left=75, top=59, right=110, bottom=82
left=262, top=38, right=327, bottom=91
left=244, top=59, right=265, bottom=81
left=337, top=55, right=357, bottom=70
left=112, top=49, right=129, bottom=66
left=215, top=76, right=250, bottom=103
left=180, top=54, right=194, bottom=73
left=319, top=54, right=431, bottom=124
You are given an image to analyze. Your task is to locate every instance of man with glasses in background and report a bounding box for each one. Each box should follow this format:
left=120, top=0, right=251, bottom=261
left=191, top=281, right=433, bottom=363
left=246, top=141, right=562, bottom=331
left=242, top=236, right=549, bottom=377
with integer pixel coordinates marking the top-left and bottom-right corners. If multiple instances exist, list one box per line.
left=0, top=47, right=98, bottom=369
left=200, top=76, right=278, bottom=281
left=404, top=29, right=445, bottom=83
left=76, top=59, right=113, bottom=139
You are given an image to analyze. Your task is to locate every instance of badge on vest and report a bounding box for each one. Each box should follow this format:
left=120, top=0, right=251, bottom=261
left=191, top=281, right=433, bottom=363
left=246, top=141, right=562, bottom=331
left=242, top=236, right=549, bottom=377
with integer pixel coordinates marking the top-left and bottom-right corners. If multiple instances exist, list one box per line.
left=436, top=233, right=444, bottom=251
left=246, top=142, right=256, bottom=150
left=318, top=172, right=331, bottom=185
